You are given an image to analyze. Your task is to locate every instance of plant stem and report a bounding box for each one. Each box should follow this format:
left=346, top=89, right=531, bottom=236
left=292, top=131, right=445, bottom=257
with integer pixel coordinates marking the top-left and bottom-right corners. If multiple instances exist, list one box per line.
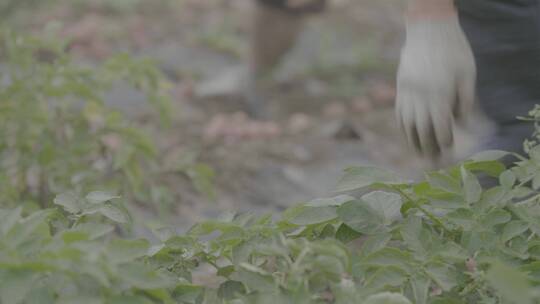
left=392, top=186, right=453, bottom=234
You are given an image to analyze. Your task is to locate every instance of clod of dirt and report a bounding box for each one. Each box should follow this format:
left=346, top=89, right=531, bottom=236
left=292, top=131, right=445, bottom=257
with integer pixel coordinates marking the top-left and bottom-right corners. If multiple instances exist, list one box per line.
left=323, top=101, right=347, bottom=118
left=351, top=97, right=373, bottom=114
left=127, top=17, right=151, bottom=48
left=333, top=121, right=362, bottom=140
left=61, top=13, right=111, bottom=59
left=203, top=112, right=282, bottom=143
left=101, top=133, right=123, bottom=152
left=173, top=79, right=196, bottom=101
left=287, top=113, right=313, bottom=134
left=368, top=81, right=396, bottom=107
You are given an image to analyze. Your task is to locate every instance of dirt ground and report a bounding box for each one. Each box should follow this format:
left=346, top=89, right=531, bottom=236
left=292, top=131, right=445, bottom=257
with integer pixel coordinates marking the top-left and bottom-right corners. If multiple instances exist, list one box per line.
left=14, top=0, right=443, bottom=231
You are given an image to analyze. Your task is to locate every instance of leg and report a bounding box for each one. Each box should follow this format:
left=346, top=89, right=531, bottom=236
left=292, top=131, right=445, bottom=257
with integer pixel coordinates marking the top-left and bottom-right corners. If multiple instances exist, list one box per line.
left=244, top=0, right=326, bottom=118
left=456, top=0, right=540, bottom=155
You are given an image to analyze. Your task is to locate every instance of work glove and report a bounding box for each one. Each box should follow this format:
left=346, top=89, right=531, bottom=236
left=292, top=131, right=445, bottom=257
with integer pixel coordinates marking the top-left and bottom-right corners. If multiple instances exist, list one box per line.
left=395, top=16, right=476, bottom=156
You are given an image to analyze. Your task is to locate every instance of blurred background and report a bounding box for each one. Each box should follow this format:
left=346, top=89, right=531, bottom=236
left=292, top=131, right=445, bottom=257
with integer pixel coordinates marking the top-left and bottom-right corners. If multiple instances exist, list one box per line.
left=2, top=0, right=434, bottom=233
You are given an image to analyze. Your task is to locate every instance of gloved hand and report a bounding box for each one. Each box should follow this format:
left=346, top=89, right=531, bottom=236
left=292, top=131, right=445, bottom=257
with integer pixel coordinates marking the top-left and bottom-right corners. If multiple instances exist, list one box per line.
left=395, top=16, right=476, bottom=156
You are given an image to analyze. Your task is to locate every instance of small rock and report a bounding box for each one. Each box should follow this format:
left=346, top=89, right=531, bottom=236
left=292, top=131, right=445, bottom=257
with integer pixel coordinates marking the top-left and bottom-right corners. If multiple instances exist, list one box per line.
left=288, top=113, right=312, bottom=134
left=101, top=133, right=123, bottom=151
left=466, top=258, right=477, bottom=273
left=174, top=79, right=196, bottom=101
left=291, top=145, right=313, bottom=162
left=323, top=101, right=347, bottom=118
left=204, top=114, right=228, bottom=141
left=261, top=122, right=282, bottom=138
left=368, top=82, right=396, bottom=107
left=351, top=97, right=373, bottom=114
left=334, top=121, right=362, bottom=141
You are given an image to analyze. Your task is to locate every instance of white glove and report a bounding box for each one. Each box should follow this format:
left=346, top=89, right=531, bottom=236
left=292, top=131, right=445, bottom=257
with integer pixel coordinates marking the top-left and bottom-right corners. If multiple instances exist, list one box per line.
left=395, top=16, right=476, bottom=156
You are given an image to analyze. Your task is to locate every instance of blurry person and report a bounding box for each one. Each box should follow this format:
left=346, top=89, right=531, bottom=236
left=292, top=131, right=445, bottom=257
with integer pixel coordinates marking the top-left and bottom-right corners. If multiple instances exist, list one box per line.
left=244, top=0, right=326, bottom=118
left=395, top=0, right=540, bottom=158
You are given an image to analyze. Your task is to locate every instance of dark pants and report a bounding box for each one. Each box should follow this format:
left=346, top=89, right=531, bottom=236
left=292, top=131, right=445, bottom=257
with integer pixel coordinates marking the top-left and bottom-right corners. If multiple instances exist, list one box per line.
left=256, top=0, right=326, bottom=14
left=456, top=0, right=540, bottom=153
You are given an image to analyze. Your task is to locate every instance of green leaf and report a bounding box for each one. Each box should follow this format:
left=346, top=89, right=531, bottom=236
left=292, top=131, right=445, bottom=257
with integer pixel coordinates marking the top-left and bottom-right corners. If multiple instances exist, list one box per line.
left=61, top=231, right=90, bottom=244
left=305, top=195, right=355, bottom=207
left=470, top=150, right=510, bottom=162
left=108, top=296, right=153, bottom=304
left=532, top=173, right=540, bottom=190
left=24, top=287, right=55, bottom=304
left=426, top=171, right=461, bottom=194
left=319, top=223, right=336, bottom=239
left=513, top=186, right=534, bottom=199
left=499, top=170, right=517, bottom=189
left=6, top=210, right=53, bottom=248
left=478, top=186, right=509, bottom=210
left=217, top=281, right=246, bottom=300
left=54, top=192, right=82, bottom=214
left=359, top=233, right=392, bottom=257
left=430, top=298, right=465, bottom=304
left=335, top=224, right=363, bottom=243
left=337, top=200, right=385, bottom=234
left=56, top=296, right=103, bottom=304
left=481, top=209, right=512, bottom=228
left=106, top=239, right=150, bottom=264
left=435, top=242, right=468, bottom=263
left=520, top=261, right=540, bottom=283
left=73, top=222, right=114, bottom=240
left=364, top=266, right=408, bottom=291
left=288, top=206, right=337, bottom=226
left=79, top=263, right=110, bottom=287
left=364, top=293, right=412, bottom=304
left=363, top=248, right=414, bottom=272
left=0, top=207, right=22, bottom=235
left=530, top=145, right=540, bottom=164
left=486, top=261, right=533, bottom=304
left=410, top=274, right=430, bottom=304
left=400, top=217, right=431, bottom=256
left=361, top=191, right=403, bottom=224
left=187, top=163, right=216, bottom=201
left=462, top=231, right=498, bottom=254
left=501, top=236, right=529, bottom=260
left=172, top=284, right=205, bottom=302
left=0, top=270, right=36, bottom=304
left=98, top=204, right=128, bottom=223
left=501, top=221, right=530, bottom=242
left=446, top=209, right=475, bottom=230
left=233, top=263, right=275, bottom=293
left=119, top=263, right=176, bottom=289
left=337, top=166, right=407, bottom=192
left=85, top=191, right=120, bottom=204
left=461, top=167, right=482, bottom=204
left=464, top=161, right=506, bottom=177
left=189, top=221, right=242, bottom=236
left=217, top=265, right=236, bottom=278
left=142, top=289, right=175, bottom=303
left=425, top=262, right=458, bottom=291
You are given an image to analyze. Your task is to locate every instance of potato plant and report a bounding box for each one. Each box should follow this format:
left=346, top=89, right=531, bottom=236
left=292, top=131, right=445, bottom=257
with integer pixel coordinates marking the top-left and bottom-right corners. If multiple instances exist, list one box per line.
left=3, top=113, right=540, bottom=303
left=0, top=28, right=181, bottom=210
left=3, top=27, right=540, bottom=304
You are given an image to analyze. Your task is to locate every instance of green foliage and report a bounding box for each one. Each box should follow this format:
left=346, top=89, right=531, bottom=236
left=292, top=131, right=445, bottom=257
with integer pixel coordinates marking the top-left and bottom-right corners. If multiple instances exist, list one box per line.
left=5, top=125, right=540, bottom=303
left=0, top=194, right=182, bottom=304
left=4, top=25, right=540, bottom=304
left=0, top=29, right=179, bottom=210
